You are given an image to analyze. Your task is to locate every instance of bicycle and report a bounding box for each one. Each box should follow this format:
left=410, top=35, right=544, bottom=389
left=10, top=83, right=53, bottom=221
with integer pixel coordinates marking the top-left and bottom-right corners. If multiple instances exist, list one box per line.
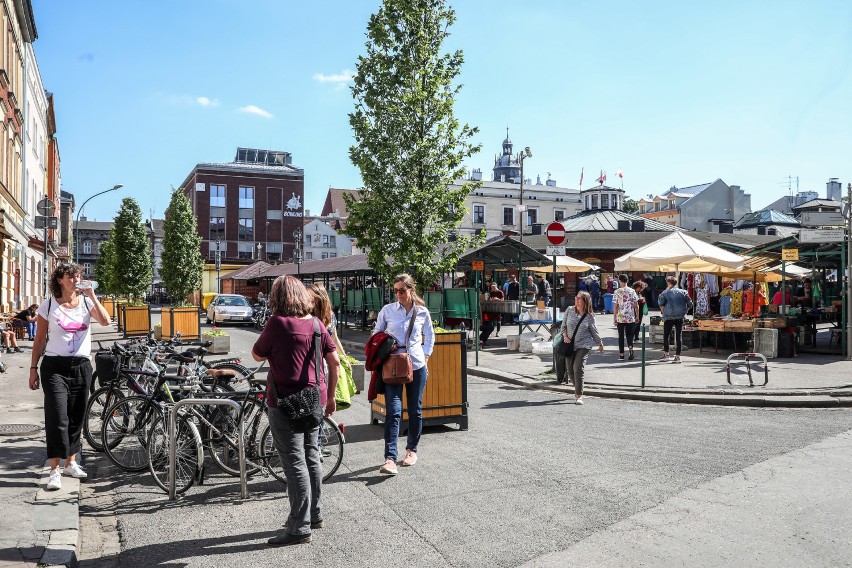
left=257, top=415, right=345, bottom=484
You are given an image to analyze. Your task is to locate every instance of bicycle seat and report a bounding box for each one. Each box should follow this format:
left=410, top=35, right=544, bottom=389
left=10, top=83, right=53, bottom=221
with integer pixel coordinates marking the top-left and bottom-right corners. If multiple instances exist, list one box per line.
left=206, top=368, right=238, bottom=378
left=184, top=346, right=208, bottom=357
left=170, top=351, right=196, bottom=363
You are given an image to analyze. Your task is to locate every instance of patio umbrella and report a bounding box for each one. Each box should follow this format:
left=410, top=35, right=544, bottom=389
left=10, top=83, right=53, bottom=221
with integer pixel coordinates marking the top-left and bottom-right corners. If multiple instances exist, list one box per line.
left=613, top=231, right=745, bottom=275
left=528, top=255, right=594, bottom=273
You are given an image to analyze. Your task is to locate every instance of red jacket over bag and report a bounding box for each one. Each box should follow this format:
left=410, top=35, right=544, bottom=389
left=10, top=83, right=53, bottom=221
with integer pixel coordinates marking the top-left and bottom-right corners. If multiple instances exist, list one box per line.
left=365, top=332, right=395, bottom=401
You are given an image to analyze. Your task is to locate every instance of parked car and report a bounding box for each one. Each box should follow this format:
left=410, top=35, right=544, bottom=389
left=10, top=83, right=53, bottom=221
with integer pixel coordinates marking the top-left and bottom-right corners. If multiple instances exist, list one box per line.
left=205, top=294, right=254, bottom=326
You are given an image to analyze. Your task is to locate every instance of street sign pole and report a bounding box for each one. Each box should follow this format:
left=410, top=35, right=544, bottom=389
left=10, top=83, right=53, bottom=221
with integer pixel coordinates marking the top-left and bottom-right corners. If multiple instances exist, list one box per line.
left=545, top=222, right=566, bottom=323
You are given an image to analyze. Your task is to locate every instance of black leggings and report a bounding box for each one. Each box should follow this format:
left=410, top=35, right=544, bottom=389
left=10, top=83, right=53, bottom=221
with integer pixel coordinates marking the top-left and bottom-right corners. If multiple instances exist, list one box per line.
left=41, top=356, right=93, bottom=460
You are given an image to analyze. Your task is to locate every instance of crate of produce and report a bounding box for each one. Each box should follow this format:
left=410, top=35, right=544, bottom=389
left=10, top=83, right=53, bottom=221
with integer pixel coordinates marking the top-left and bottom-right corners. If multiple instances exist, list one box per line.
left=755, top=318, right=786, bottom=329
left=725, top=320, right=755, bottom=332
left=696, top=319, right=726, bottom=332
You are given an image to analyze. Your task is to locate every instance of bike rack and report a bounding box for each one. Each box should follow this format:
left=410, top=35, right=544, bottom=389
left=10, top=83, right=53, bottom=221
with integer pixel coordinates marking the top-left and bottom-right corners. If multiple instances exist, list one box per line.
left=169, top=398, right=248, bottom=501
left=725, top=352, right=769, bottom=387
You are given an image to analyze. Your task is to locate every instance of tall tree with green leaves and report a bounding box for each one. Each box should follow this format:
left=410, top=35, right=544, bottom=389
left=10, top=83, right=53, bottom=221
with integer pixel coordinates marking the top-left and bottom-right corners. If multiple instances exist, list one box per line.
left=111, top=197, right=152, bottom=300
left=160, top=188, right=203, bottom=305
left=346, top=0, right=481, bottom=288
left=94, top=231, right=117, bottom=295
left=623, top=198, right=639, bottom=214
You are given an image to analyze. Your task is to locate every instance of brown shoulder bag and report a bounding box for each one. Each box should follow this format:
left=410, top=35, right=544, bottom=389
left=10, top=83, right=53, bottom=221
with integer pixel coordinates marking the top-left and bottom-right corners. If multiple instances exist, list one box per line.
left=382, top=311, right=417, bottom=384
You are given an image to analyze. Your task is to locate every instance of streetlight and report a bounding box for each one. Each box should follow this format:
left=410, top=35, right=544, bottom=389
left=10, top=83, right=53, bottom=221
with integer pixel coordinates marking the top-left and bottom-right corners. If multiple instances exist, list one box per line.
left=74, top=184, right=124, bottom=264
left=293, top=228, right=303, bottom=277
left=518, top=147, right=532, bottom=243
left=215, top=238, right=221, bottom=294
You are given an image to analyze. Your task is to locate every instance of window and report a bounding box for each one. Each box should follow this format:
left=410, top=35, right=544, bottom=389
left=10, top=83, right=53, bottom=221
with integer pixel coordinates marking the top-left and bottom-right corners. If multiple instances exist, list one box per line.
left=503, top=207, right=514, bottom=226
left=83, top=241, right=91, bottom=254
left=527, top=208, right=538, bottom=226
left=266, top=242, right=282, bottom=261
left=473, top=204, right=485, bottom=224
left=83, top=262, right=91, bottom=275
left=592, top=195, right=599, bottom=209
left=322, top=252, right=329, bottom=259
left=654, top=201, right=661, bottom=212
left=669, top=199, right=676, bottom=210
left=210, top=185, right=225, bottom=207
left=611, top=196, right=618, bottom=210
left=238, top=218, right=253, bottom=241
left=639, top=203, right=646, bottom=214
left=267, top=209, right=282, bottom=220
left=210, top=217, right=225, bottom=240
left=239, top=186, right=254, bottom=208
left=305, top=252, right=313, bottom=260
left=330, top=253, right=337, bottom=258
left=601, top=194, right=609, bottom=209
left=554, top=209, right=565, bottom=221
left=237, top=242, right=253, bottom=259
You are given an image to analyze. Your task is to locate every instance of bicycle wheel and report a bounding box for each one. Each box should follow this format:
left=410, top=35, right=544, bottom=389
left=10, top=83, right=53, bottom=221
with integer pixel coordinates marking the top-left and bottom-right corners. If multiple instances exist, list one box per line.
left=147, top=412, right=203, bottom=494
left=259, top=416, right=343, bottom=484
left=318, top=416, right=344, bottom=480
left=206, top=396, right=266, bottom=476
left=207, top=362, right=252, bottom=392
left=101, top=395, right=160, bottom=472
left=84, top=387, right=124, bottom=451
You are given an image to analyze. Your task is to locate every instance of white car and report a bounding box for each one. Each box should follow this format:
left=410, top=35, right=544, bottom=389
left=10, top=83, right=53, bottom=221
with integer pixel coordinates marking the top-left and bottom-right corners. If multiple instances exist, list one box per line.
left=206, top=294, right=254, bottom=326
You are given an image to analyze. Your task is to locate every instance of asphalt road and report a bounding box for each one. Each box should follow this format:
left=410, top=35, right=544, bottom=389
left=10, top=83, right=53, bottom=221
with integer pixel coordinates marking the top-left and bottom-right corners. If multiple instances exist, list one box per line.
left=78, top=323, right=852, bottom=568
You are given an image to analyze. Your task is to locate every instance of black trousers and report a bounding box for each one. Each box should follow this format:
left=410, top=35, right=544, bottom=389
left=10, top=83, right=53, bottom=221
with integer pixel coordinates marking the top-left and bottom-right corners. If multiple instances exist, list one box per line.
left=617, top=322, right=636, bottom=354
left=663, top=319, right=684, bottom=355
left=41, top=356, right=93, bottom=460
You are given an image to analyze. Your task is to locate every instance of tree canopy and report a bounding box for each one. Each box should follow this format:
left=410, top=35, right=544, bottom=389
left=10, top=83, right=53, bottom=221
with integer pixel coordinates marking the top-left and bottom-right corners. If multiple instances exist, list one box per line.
left=345, top=0, right=481, bottom=288
left=110, top=197, right=152, bottom=299
left=160, top=188, right=203, bottom=304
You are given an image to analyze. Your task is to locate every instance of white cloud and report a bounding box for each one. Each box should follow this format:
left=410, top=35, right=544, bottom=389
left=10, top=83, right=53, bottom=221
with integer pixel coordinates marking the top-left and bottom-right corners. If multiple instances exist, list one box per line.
left=196, top=96, right=219, bottom=107
left=238, top=105, right=274, bottom=119
left=313, top=69, right=355, bottom=84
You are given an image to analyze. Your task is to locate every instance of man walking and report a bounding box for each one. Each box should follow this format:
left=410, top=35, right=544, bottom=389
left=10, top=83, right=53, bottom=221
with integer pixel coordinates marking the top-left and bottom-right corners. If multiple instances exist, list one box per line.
left=535, top=274, right=552, bottom=307
left=657, top=275, right=694, bottom=363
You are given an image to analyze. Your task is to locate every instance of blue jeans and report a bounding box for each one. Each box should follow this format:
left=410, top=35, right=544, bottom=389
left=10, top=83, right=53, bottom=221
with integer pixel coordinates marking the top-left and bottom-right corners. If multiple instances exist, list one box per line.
left=268, top=407, right=322, bottom=536
left=14, top=320, right=35, bottom=339
left=383, top=366, right=428, bottom=461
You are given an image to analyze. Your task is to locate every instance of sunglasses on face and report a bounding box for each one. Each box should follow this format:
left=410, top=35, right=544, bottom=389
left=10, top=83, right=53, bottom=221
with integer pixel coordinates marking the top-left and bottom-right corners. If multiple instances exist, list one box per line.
left=394, top=287, right=408, bottom=294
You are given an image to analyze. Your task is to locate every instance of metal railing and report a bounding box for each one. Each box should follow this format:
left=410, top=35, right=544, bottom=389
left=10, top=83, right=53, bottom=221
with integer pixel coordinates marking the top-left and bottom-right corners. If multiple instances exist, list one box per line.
left=168, top=398, right=248, bottom=500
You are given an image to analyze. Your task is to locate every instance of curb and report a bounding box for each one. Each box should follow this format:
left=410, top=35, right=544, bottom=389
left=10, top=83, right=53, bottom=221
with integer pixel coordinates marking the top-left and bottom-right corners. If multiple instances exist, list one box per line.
left=468, top=367, right=852, bottom=408
left=35, top=461, right=80, bottom=567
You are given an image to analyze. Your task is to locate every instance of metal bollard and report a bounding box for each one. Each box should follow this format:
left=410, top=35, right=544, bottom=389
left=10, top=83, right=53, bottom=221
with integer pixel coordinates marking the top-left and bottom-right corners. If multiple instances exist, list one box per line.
left=641, top=323, right=646, bottom=388
left=725, top=352, right=769, bottom=387
left=169, top=398, right=247, bottom=500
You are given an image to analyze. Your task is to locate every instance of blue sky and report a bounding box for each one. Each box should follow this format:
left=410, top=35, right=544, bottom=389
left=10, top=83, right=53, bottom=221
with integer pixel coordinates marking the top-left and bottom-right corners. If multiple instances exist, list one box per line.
left=31, top=0, right=852, bottom=222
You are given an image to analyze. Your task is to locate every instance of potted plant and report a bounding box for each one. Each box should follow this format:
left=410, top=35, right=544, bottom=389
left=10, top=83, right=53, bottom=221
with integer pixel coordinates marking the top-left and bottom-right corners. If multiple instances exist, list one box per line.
left=203, top=327, right=230, bottom=354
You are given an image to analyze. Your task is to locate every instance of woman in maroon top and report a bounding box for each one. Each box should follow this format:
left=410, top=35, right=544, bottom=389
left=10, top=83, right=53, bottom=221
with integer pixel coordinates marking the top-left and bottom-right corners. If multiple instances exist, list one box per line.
left=252, top=275, right=339, bottom=547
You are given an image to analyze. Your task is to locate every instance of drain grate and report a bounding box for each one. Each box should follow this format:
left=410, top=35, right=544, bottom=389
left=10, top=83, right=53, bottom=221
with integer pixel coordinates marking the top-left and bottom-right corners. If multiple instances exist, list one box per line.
left=0, top=424, right=41, bottom=436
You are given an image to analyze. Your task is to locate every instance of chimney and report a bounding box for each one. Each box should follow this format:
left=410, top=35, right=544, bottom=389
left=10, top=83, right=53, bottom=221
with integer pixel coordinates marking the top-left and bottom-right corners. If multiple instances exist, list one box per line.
left=546, top=179, right=556, bottom=187
left=471, top=168, right=482, bottom=181
left=827, top=178, right=842, bottom=201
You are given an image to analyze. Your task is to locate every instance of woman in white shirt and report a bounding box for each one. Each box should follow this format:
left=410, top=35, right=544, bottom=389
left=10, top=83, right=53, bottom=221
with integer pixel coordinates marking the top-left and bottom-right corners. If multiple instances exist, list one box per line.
left=29, top=263, right=110, bottom=491
left=373, top=273, right=435, bottom=476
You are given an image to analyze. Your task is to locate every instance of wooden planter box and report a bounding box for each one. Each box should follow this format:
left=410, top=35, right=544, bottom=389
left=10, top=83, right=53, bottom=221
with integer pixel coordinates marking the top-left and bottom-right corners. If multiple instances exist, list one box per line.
left=121, top=305, right=151, bottom=338
left=100, top=297, right=116, bottom=319
left=204, top=334, right=230, bottom=354
left=370, top=331, right=469, bottom=430
left=161, top=307, right=201, bottom=340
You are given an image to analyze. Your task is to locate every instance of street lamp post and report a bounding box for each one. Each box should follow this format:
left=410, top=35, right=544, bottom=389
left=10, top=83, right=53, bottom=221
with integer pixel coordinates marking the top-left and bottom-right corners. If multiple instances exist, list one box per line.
left=74, top=184, right=124, bottom=264
left=293, top=229, right=303, bottom=277
left=215, top=238, right=221, bottom=294
left=518, top=147, right=532, bottom=243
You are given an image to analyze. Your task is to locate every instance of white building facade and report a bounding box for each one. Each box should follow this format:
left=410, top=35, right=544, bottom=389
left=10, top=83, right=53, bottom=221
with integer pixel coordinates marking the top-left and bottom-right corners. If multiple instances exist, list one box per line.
left=302, top=218, right=353, bottom=261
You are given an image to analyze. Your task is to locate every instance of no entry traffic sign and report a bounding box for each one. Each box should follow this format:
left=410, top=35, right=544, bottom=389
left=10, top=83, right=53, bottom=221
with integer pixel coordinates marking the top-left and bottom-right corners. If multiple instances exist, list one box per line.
left=545, top=222, right=565, bottom=245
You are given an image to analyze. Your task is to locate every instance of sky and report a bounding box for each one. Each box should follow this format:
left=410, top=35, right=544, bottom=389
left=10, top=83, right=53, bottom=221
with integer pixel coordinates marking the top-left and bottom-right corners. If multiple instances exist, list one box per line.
left=30, top=0, right=852, bottom=223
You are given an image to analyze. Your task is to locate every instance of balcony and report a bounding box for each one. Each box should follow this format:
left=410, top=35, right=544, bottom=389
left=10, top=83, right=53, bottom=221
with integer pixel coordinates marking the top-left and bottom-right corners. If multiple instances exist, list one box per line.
left=0, top=69, right=8, bottom=89
left=7, top=90, right=17, bottom=109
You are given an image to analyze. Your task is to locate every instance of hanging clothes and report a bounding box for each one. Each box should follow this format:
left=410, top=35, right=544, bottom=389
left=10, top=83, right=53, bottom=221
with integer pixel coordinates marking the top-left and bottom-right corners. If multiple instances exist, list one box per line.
left=719, top=288, right=732, bottom=317
left=696, top=287, right=710, bottom=316
left=731, top=290, right=744, bottom=315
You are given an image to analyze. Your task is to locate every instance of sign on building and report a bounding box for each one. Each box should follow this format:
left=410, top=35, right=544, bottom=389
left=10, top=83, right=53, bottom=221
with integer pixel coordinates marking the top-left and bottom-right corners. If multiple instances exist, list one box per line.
left=800, top=211, right=845, bottom=227
left=799, top=229, right=845, bottom=243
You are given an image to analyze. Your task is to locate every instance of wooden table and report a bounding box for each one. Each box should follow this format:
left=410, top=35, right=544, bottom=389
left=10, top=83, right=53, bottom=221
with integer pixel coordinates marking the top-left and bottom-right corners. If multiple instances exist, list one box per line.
left=696, top=320, right=755, bottom=353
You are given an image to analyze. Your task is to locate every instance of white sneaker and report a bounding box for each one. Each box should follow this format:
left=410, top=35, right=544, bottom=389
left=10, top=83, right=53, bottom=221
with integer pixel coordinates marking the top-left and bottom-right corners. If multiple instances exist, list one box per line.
left=658, top=354, right=671, bottom=362
left=63, top=462, right=87, bottom=479
left=46, top=468, right=62, bottom=490
left=575, top=398, right=584, bottom=405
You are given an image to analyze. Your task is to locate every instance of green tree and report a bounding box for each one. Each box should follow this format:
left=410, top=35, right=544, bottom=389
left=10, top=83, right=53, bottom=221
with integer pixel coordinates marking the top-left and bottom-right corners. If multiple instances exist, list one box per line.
left=111, top=197, right=152, bottom=300
left=623, top=198, right=639, bottom=214
left=160, top=188, right=203, bottom=305
left=346, top=0, right=481, bottom=287
left=94, top=231, right=117, bottom=295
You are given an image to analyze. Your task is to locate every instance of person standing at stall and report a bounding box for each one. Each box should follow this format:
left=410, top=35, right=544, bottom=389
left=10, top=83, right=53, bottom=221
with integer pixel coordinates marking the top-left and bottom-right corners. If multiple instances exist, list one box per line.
left=612, top=274, right=640, bottom=361
left=374, top=274, right=435, bottom=475
left=657, top=275, right=694, bottom=363
left=590, top=277, right=601, bottom=311
left=631, top=280, right=648, bottom=344
left=524, top=275, right=537, bottom=304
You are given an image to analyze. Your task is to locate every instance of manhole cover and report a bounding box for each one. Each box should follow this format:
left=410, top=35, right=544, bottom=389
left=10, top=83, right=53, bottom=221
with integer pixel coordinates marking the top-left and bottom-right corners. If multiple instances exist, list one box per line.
left=0, top=424, right=41, bottom=436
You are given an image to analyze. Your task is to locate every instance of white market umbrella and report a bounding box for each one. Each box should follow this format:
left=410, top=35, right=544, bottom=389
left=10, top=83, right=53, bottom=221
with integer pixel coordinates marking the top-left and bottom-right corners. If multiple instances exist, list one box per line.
left=528, top=255, right=594, bottom=273
left=614, top=232, right=745, bottom=275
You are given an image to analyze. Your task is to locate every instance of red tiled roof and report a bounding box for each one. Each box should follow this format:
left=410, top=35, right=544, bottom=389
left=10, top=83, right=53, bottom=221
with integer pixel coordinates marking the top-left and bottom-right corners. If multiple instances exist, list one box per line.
left=321, top=188, right=361, bottom=217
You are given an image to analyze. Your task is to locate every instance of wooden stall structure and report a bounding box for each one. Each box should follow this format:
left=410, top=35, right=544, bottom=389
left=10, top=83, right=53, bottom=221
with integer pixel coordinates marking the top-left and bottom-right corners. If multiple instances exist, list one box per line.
left=161, top=306, right=201, bottom=340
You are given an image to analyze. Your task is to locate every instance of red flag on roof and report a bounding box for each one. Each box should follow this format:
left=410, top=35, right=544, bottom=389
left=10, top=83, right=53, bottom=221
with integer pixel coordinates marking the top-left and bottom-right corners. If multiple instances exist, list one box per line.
left=617, top=168, right=623, bottom=178
left=596, top=170, right=606, bottom=185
